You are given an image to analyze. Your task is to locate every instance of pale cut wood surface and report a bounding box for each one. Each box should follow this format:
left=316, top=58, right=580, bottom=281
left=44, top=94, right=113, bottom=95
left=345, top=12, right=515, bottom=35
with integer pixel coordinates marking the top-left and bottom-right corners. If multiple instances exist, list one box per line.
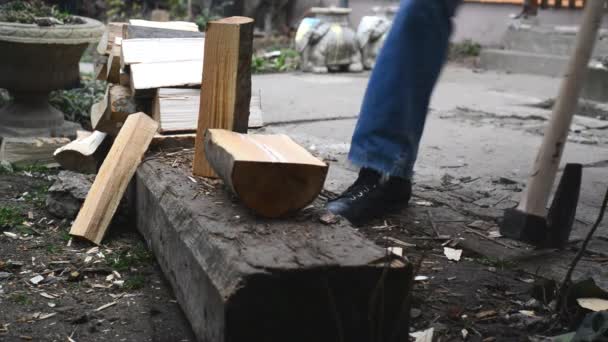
left=193, top=16, right=254, bottom=177
left=129, top=19, right=199, bottom=31
left=53, top=131, right=108, bottom=174
left=130, top=60, right=203, bottom=93
left=70, top=113, right=159, bottom=244
left=153, top=88, right=264, bottom=133
left=121, top=38, right=204, bottom=68
left=0, top=137, right=70, bottom=166
left=96, top=22, right=126, bottom=55
left=204, top=129, right=328, bottom=217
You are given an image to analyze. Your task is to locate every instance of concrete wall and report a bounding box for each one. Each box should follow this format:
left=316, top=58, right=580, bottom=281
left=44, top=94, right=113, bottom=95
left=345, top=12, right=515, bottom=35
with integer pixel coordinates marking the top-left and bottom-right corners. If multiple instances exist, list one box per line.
left=324, top=0, right=596, bottom=46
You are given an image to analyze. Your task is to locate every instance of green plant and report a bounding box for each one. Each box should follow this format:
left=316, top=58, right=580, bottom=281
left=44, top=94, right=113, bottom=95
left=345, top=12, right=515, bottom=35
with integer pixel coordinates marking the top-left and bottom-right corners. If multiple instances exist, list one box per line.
left=124, top=274, right=147, bottom=290
left=449, top=39, right=481, bottom=60
left=105, top=243, right=154, bottom=272
left=0, top=0, right=82, bottom=24
left=22, top=184, right=49, bottom=208
left=195, top=1, right=233, bottom=31
left=10, top=293, right=31, bottom=305
left=49, top=74, right=106, bottom=130
left=46, top=244, right=60, bottom=254
left=0, top=207, right=22, bottom=228
left=252, top=49, right=300, bottom=74
left=106, top=0, right=144, bottom=21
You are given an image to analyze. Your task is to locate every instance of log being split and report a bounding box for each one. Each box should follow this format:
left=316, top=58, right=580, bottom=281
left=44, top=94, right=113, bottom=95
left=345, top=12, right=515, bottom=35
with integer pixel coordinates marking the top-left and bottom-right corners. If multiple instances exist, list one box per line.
left=53, top=131, right=109, bottom=174
left=204, top=129, right=328, bottom=218
left=70, top=113, right=158, bottom=244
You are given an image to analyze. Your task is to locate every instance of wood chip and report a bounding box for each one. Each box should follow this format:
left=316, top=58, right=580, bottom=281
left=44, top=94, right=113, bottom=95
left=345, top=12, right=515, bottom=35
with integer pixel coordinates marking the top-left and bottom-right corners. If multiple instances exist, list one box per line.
left=410, top=327, right=434, bottom=342
left=475, top=310, right=497, bottom=319
left=40, top=292, right=56, bottom=299
left=38, top=313, right=56, bottom=320
left=95, top=301, right=117, bottom=312
left=29, top=275, right=44, bottom=285
left=577, top=298, right=608, bottom=312
left=387, top=247, right=403, bottom=257
left=444, top=247, right=463, bottom=262
left=3, top=232, right=18, bottom=239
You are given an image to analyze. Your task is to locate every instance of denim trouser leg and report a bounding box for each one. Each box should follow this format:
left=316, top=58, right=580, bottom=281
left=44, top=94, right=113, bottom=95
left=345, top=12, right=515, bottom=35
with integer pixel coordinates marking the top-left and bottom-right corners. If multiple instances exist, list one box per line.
left=348, top=0, right=454, bottom=179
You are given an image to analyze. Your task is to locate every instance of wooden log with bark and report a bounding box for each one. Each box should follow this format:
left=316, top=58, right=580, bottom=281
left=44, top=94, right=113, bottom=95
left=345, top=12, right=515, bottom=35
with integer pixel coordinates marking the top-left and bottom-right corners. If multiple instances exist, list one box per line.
left=204, top=129, right=328, bottom=217
left=53, top=131, right=110, bottom=174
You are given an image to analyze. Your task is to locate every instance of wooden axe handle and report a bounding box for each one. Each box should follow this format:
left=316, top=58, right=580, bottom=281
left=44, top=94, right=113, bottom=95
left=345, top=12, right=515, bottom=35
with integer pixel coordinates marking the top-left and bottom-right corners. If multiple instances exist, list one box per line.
left=518, top=0, right=605, bottom=216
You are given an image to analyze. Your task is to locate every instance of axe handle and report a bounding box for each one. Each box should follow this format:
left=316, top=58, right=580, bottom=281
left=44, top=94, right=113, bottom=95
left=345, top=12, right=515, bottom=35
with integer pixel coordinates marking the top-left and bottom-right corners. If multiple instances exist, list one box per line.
left=518, top=0, right=605, bottom=216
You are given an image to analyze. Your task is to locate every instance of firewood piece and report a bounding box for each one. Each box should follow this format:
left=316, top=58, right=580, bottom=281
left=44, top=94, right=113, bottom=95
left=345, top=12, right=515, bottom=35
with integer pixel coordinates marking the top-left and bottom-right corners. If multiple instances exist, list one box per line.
left=124, top=19, right=203, bottom=39
left=70, top=113, right=158, bottom=244
left=94, top=56, right=109, bottom=81
left=96, top=22, right=126, bottom=55
left=152, top=88, right=264, bottom=133
left=0, top=137, right=70, bottom=167
left=53, top=131, right=109, bottom=174
left=120, top=38, right=204, bottom=69
left=204, top=129, right=328, bottom=217
left=91, top=85, right=139, bottom=136
left=119, top=69, right=130, bottom=87
left=193, top=17, right=254, bottom=177
left=129, top=60, right=202, bottom=96
left=106, top=41, right=122, bottom=84
left=150, top=133, right=196, bottom=150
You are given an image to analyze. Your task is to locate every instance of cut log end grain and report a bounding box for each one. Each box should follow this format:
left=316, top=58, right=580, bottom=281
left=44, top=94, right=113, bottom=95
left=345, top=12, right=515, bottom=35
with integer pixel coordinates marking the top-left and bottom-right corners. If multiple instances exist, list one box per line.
left=204, top=129, right=328, bottom=218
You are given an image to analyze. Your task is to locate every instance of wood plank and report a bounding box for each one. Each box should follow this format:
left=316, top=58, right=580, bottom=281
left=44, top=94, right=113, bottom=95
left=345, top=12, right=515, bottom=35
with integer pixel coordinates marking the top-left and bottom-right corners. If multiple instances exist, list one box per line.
left=129, top=60, right=203, bottom=95
left=94, top=56, right=108, bottom=81
left=96, top=22, right=126, bottom=55
left=106, top=41, right=122, bottom=84
left=152, top=88, right=264, bottom=133
left=0, top=137, right=70, bottom=167
left=204, top=129, right=328, bottom=217
left=53, top=131, right=109, bottom=174
left=193, top=17, right=254, bottom=177
left=120, top=38, right=204, bottom=68
left=91, top=84, right=139, bottom=136
left=70, top=113, right=158, bottom=244
left=124, top=19, right=203, bottom=39
left=135, top=157, right=412, bottom=342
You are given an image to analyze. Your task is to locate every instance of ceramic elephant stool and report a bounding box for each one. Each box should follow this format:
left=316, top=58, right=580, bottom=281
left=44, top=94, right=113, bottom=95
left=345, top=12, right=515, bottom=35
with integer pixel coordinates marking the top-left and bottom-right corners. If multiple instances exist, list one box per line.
left=295, top=7, right=363, bottom=73
left=357, top=6, right=397, bottom=70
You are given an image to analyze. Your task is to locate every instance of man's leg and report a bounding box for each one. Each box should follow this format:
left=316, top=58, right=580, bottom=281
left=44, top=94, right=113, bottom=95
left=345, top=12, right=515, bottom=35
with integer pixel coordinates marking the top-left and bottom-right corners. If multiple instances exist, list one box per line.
left=326, top=0, right=455, bottom=224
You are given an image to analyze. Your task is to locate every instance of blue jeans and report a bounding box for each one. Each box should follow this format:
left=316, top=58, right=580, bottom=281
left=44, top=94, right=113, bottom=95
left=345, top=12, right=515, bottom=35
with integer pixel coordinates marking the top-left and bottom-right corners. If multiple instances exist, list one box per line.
left=348, top=0, right=456, bottom=179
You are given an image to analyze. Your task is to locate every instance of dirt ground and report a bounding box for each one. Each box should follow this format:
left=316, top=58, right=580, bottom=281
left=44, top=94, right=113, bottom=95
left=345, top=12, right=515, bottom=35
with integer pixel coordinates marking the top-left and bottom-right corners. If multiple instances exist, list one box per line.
left=0, top=164, right=587, bottom=341
left=0, top=169, right=195, bottom=342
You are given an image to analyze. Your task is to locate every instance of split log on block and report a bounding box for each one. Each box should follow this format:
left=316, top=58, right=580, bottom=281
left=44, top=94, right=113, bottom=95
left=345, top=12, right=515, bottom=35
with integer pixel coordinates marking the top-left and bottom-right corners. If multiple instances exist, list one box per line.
left=136, top=158, right=413, bottom=342
left=129, top=60, right=202, bottom=97
left=91, top=84, right=139, bottom=136
left=0, top=137, right=70, bottom=167
left=152, top=88, right=265, bottom=133
left=106, top=41, right=122, bottom=84
left=53, top=131, right=109, bottom=174
left=124, top=19, right=203, bottom=39
left=70, top=113, right=158, bottom=244
left=120, top=38, right=204, bottom=69
left=96, top=22, right=126, bottom=55
left=204, top=129, right=328, bottom=217
left=193, top=17, right=254, bottom=177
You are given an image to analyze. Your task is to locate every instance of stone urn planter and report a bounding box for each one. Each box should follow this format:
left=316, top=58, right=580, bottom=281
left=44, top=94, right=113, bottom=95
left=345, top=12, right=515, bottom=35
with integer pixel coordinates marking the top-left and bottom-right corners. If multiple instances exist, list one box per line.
left=0, top=16, right=104, bottom=137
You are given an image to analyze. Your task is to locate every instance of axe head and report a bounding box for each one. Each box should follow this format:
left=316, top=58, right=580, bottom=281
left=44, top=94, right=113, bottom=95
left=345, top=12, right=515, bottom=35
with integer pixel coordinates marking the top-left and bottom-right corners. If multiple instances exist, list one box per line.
left=500, top=163, right=582, bottom=249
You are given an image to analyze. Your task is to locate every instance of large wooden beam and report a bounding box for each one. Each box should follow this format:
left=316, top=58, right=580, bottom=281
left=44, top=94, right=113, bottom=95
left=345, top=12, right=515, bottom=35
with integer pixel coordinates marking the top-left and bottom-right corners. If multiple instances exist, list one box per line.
left=204, top=129, right=328, bottom=217
left=70, top=113, right=158, bottom=244
left=135, top=158, right=412, bottom=342
left=192, top=16, right=254, bottom=177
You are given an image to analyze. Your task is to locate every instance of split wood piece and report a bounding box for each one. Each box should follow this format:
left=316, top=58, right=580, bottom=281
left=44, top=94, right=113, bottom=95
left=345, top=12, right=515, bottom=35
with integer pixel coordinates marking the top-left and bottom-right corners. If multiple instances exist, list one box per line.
left=120, top=38, right=204, bottom=69
left=96, top=22, right=127, bottom=55
left=91, top=84, right=139, bottom=136
left=53, top=131, right=109, bottom=174
left=150, top=133, right=196, bottom=151
left=94, top=55, right=109, bottom=81
left=0, top=137, right=70, bottom=166
left=124, top=19, right=203, bottom=39
left=70, top=113, right=158, bottom=244
left=136, top=158, right=412, bottom=342
left=106, top=39, right=123, bottom=84
left=152, top=88, right=265, bottom=133
left=193, top=17, right=254, bottom=177
left=204, top=129, right=328, bottom=217
left=129, top=60, right=202, bottom=97
left=119, top=69, right=130, bottom=87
